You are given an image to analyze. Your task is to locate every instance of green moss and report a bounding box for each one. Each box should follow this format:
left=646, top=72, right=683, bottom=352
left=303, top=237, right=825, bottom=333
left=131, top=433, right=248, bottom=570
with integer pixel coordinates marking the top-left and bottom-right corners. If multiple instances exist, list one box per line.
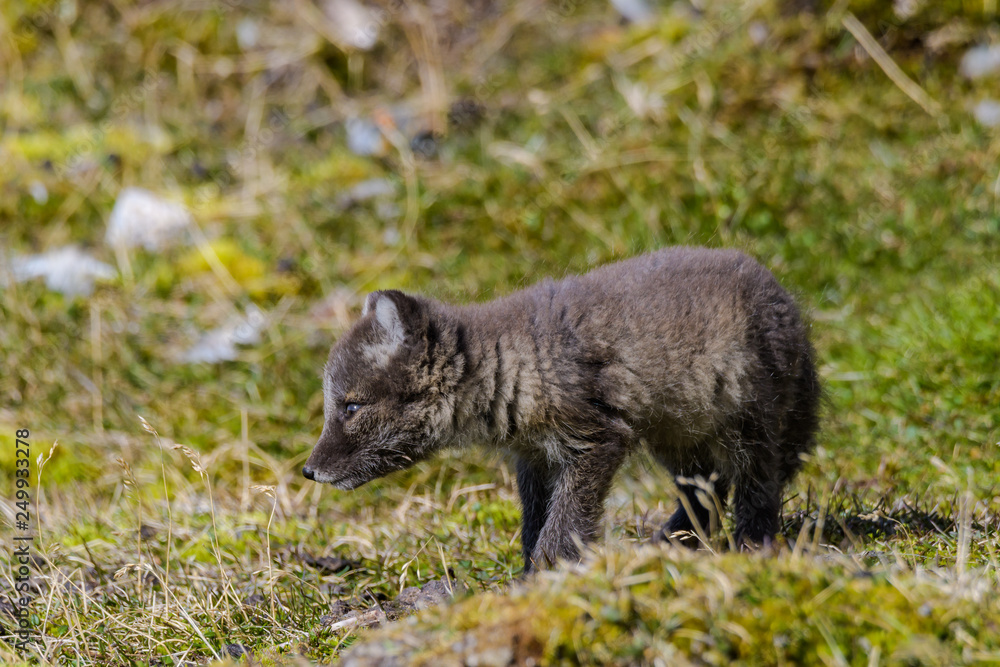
left=345, top=550, right=1000, bottom=665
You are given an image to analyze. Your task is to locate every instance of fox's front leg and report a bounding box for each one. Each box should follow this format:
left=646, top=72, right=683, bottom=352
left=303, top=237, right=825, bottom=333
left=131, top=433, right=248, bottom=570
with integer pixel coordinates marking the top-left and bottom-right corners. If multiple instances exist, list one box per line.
left=530, top=436, right=629, bottom=568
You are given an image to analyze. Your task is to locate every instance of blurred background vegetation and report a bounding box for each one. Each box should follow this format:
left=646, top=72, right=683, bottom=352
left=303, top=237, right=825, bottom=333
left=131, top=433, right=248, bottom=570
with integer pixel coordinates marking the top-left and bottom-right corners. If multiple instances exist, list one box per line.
left=1, top=0, right=999, bottom=664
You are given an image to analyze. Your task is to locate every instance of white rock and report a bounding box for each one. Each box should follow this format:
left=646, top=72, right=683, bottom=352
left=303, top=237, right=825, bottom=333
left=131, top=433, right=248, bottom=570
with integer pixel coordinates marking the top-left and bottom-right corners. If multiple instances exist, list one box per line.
left=182, top=305, right=266, bottom=363
left=893, top=0, right=919, bottom=21
left=382, top=226, right=400, bottom=245
left=960, top=44, right=1000, bottom=80
left=609, top=0, right=654, bottom=23
left=748, top=21, right=769, bottom=47
left=29, top=181, right=48, bottom=204
left=106, top=187, right=193, bottom=251
left=344, top=106, right=415, bottom=157
left=973, top=99, right=1000, bottom=128
left=8, top=246, right=115, bottom=297
left=345, top=177, right=395, bottom=201
left=345, top=117, right=386, bottom=157
left=375, top=201, right=401, bottom=221
left=323, top=0, right=380, bottom=51
left=236, top=18, right=260, bottom=50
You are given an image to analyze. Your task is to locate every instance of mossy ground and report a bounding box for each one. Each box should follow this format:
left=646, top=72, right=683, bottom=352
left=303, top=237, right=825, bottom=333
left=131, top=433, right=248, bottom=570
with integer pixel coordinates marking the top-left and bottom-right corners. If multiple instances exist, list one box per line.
left=1, top=0, right=998, bottom=664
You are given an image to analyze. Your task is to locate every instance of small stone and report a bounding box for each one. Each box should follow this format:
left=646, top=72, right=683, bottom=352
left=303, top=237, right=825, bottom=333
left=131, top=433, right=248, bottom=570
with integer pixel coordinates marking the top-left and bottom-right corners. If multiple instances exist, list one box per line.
left=464, top=644, right=514, bottom=667
left=322, top=0, right=379, bottom=51
left=960, top=44, right=1000, bottom=80
left=336, top=178, right=396, bottom=210
left=609, top=0, right=654, bottom=23
left=301, top=552, right=356, bottom=574
left=106, top=187, right=193, bottom=251
left=448, top=99, right=486, bottom=131
left=748, top=21, right=769, bottom=47
left=7, top=246, right=115, bottom=297
left=181, top=305, right=267, bottom=364
left=410, top=130, right=440, bottom=159
left=236, top=18, right=259, bottom=50
left=29, top=180, right=48, bottom=204
left=346, top=117, right=387, bottom=156
left=224, top=643, right=249, bottom=659
left=972, top=99, right=1000, bottom=128
left=243, top=593, right=265, bottom=607
left=319, top=599, right=353, bottom=626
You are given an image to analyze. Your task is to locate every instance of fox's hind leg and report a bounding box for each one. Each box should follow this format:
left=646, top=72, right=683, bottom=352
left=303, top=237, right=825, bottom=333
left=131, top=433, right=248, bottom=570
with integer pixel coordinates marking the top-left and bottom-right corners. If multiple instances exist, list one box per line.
left=732, top=350, right=820, bottom=548
left=652, top=446, right=729, bottom=546
left=516, top=456, right=555, bottom=573
left=776, top=351, right=821, bottom=488
left=729, top=411, right=785, bottom=549
left=734, top=341, right=820, bottom=548
left=731, top=470, right=781, bottom=548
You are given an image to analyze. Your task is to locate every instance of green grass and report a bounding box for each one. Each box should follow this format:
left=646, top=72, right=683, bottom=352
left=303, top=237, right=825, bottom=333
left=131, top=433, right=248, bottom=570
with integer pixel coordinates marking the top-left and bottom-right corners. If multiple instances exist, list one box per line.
left=1, top=0, right=999, bottom=664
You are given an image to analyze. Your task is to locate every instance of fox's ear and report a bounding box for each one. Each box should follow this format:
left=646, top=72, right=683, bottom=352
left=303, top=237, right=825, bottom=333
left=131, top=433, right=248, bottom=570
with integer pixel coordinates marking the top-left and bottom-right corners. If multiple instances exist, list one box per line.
left=361, top=291, right=383, bottom=316
left=361, top=290, right=423, bottom=366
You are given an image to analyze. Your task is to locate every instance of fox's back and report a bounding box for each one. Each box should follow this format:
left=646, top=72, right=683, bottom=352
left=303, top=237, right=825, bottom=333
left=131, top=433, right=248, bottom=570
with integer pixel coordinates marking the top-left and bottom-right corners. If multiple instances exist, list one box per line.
left=515, top=247, right=808, bottom=438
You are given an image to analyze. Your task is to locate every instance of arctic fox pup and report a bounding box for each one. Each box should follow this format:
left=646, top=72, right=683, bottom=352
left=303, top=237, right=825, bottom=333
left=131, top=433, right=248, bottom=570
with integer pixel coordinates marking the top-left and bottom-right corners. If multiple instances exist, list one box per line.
left=303, top=247, right=820, bottom=570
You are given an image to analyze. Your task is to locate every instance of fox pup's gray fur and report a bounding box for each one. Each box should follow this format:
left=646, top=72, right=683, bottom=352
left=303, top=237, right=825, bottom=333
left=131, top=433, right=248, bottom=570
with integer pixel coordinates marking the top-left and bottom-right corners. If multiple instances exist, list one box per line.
left=303, top=247, right=820, bottom=570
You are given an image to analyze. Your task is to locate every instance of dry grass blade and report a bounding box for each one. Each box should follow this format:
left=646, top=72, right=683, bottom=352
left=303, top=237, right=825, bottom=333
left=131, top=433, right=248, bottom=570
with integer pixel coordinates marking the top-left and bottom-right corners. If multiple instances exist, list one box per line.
left=841, top=12, right=943, bottom=117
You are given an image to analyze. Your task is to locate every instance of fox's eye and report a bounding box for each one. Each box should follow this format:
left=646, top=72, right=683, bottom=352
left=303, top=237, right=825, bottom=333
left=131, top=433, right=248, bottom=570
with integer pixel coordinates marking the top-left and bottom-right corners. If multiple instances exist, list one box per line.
left=345, top=403, right=362, bottom=417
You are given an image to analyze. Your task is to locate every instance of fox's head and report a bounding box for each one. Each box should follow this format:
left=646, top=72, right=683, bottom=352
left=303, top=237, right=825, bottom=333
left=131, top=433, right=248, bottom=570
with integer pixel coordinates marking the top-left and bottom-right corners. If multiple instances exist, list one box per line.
left=303, top=290, right=463, bottom=489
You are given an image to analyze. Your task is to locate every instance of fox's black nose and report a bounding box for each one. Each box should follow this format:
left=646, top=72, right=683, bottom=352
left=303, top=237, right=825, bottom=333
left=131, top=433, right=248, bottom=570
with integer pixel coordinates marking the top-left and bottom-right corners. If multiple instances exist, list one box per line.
left=302, top=466, right=315, bottom=480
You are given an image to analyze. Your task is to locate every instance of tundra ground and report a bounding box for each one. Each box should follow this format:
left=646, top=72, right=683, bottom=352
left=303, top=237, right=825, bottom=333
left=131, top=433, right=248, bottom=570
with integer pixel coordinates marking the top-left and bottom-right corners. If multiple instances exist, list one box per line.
left=1, top=0, right=998, bottom=664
